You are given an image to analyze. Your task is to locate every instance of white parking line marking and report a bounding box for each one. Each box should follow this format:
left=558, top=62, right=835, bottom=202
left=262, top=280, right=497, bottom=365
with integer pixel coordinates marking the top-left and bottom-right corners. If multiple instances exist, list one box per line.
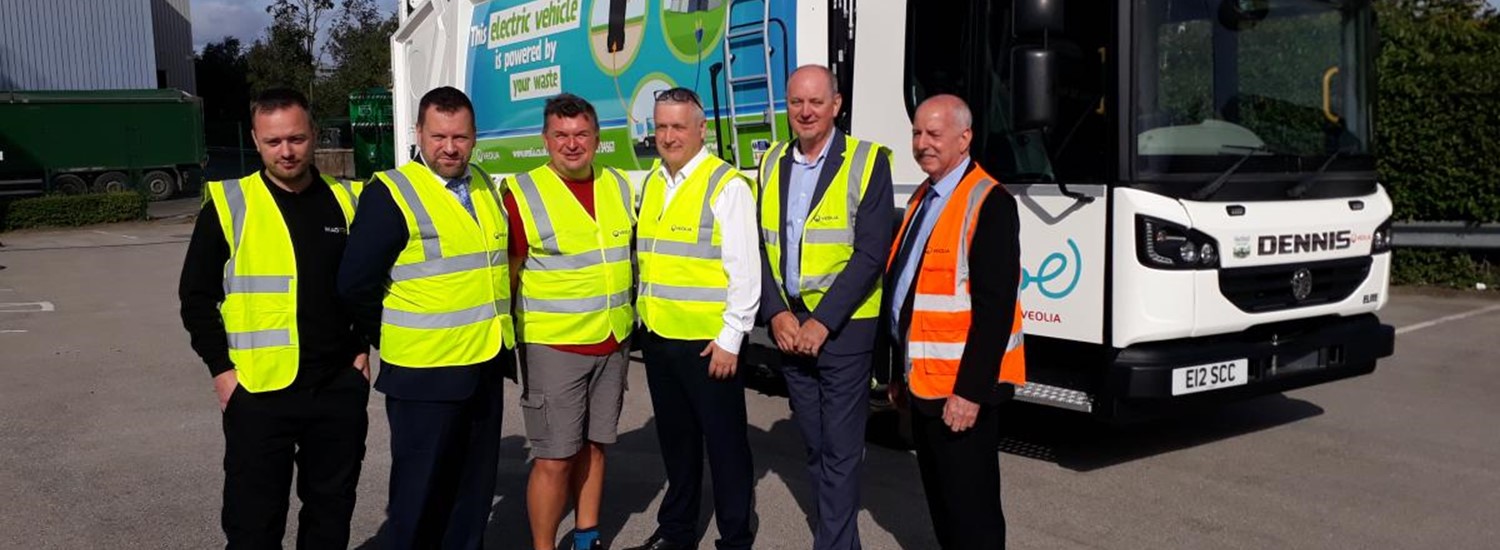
left=0, top=301, right=54, bottom=313
left=0, top=330, right=27, bottom=334
left=91, top=230, right=139, bottom=240
left=1396, top=303, right=1500, bottom=336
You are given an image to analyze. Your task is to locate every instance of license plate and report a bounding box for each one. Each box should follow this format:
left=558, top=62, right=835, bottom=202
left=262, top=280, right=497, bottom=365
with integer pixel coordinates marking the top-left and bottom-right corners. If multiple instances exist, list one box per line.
left=1171, top=359, right=1249, bottom=396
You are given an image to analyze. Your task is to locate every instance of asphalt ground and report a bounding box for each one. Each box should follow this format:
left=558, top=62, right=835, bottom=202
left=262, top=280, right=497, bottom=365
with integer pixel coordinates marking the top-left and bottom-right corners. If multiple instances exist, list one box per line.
left=1, top=209, right=1497, bottom=549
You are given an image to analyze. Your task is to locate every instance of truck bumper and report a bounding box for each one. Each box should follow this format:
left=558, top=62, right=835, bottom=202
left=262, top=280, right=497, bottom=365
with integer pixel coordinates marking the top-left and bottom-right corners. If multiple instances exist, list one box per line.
left=1104, top=313, right=1393, bottom=414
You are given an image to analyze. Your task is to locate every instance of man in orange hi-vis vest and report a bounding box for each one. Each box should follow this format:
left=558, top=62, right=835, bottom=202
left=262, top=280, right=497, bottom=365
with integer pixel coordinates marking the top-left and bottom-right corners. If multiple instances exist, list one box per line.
left=885, top=94, right=1026, bottom=550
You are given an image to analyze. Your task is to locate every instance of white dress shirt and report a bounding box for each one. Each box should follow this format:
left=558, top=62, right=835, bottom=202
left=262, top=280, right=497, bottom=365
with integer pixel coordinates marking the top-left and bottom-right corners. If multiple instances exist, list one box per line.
left=655, top=147, right=761, bottom=354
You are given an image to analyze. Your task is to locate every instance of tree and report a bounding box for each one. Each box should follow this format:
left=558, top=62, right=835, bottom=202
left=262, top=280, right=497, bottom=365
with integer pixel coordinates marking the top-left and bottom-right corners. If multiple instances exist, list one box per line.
left=194, top=37, right=250, bottom=147
left=247, top=0, right=333, bottom=101
left=319, top=0, right=399, bottom=122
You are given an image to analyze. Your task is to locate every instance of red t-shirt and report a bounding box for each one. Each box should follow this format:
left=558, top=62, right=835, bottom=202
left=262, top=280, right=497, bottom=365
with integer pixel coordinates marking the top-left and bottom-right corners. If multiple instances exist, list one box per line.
left=504, top=173, right=622, bottom=355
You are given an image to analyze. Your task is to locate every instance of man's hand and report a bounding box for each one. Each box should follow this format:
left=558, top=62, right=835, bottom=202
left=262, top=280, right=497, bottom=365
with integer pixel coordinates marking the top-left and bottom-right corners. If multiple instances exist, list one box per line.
left=769, top=312, right=800, bottom=354
left=701, top=342, right=739, bottom=380
left=942, top=394, right=981, bottom=432
left=354, top=353, right=371, bottom=382
left=213, top=370, right=238, bottom=412
left=796, top=318, right=830, bottom=357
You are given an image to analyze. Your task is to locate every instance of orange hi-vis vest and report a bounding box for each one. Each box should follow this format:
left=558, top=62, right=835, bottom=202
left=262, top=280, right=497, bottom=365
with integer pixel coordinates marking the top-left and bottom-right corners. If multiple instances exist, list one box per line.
left=888, top=163, right=1026, bottom=400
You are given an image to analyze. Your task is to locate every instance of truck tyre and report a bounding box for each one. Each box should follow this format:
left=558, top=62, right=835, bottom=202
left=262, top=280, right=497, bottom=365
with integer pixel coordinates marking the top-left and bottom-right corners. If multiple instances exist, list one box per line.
left=93, top=171, right=129, bottom=194
left=54, top=174, right=88, bottom=195
left=141, top=170, right=176, bottom=201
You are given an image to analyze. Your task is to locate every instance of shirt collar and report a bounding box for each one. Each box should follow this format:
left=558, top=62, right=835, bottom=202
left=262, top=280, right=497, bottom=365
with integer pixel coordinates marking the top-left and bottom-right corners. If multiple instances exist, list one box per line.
left=791, top=131, right=837, bottom=166
left=660, top=146, right=709, bottom=186
left=929, top=156, right=971, bottom=198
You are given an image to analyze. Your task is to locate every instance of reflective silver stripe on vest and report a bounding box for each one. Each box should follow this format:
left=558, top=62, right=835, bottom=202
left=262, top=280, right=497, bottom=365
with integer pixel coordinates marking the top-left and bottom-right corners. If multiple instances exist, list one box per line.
left=227, top=275, right=293, bottom=294
left=759, top=142, right=788, bottom=194
left=913, top=292, right=970, bottom=313
left=338, top=179, right=359, bottom=211
left=641, top=282, right=728, bottom=303
left=382, top=169, right=443, bottom=261
left=526, top=245, right=631, bottom=271
left=844, top=141, right=873, bottom=228
left=227, top=329, right=292, bottom=350
left=800, top=272, right=840, bottom=292
left=220, top=178, right=247, bottom=288
left=956, top=179, right=998, bottom=289
left=512, top=171, right=561, bottom=254
left=604, top=167, right=635, bottom=223
left=802, top=227, right=853, bottom=244
left=908, top=332, right=1023, bottom=360
left=760, top=228, right=778, bottom=246
left=638, top=163, right=732, bottom=260
left=637, top=238, right=722, bottom=259
left=382, top=300, right=509, bottom=329
left=390, top=251, right=495, bottom=282
left=522, top=290, right=631, bottom=314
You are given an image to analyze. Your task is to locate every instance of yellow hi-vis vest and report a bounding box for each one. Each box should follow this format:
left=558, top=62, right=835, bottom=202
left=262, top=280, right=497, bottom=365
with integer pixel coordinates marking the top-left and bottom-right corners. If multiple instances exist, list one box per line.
left=507, top=164, right=636, bottom=345
left=208, top=172, right=359, bottom=393
left=636, top=154, right=748, bottom=340
left=758, top=136, right=889, bottom=319
left=375, top=161, right=514, bottom=367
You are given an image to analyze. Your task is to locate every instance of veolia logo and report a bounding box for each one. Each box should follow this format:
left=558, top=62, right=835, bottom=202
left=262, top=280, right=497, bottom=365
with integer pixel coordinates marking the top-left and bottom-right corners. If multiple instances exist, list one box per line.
left=1022, top=238, right=1082, bottom=299
left=612, top=229, right=630, bottom=238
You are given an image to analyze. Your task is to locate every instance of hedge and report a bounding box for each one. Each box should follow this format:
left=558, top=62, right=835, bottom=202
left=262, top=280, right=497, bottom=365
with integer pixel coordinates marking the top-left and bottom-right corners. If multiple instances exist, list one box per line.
left=1377, top=1, right=1500, bottom=223
left=1, top=192, right=149, bottom=231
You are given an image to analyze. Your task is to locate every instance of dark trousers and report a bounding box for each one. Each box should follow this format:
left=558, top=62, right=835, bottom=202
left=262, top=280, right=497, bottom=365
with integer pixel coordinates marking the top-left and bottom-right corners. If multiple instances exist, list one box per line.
left=640, top=330, right=756, bottom=550
left=385, top=364, right=504, bottom=550
left=782, top=351, right=871, bottom=550
left=911, top=399, right=1005, bottom=550
left=221, top=368, right=369, bottom=550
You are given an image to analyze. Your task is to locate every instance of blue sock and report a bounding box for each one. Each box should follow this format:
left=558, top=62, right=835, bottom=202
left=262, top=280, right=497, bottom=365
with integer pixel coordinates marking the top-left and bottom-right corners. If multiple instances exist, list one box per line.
left=574, top=527, right=599, bottom=550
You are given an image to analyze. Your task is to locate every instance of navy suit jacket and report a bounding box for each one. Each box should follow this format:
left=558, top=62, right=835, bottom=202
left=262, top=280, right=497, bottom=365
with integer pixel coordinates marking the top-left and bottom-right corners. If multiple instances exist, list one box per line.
left=757, top=130, right=895, bottom=357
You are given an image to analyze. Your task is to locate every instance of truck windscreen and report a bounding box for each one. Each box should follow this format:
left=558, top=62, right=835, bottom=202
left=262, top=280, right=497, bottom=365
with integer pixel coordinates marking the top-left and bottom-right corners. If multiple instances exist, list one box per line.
left=1133, top=0, right=1375, bottom=178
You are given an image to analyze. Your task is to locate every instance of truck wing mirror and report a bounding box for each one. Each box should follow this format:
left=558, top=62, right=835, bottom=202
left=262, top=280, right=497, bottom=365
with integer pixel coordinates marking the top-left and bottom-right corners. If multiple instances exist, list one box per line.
left=1011, top=47, right=1055, bottom=132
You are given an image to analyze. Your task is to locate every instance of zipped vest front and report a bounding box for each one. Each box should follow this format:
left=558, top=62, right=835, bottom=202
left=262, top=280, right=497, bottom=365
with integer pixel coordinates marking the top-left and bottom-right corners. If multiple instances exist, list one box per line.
left=508, top=164, right=635, bottom=345
left=375, top=161, right=513, bottom=367
left=636, top=155, right=745, bottom=340
left=209, top=172, right=358, bottom=393
left=758, top=136, right=888, bottom=318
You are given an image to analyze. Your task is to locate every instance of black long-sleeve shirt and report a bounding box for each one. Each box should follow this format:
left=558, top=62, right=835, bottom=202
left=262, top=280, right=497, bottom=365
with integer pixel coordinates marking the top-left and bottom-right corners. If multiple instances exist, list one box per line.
left=178, top=172, right=363, bottom=390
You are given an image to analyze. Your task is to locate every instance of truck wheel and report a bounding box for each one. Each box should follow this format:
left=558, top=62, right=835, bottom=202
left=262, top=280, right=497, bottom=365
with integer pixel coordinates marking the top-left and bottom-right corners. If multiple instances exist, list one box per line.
left=141, top=170, right=176, bottom=201
left=93, top=171, right=129, bottom=193
left=54, top=174, right=88, bottom=195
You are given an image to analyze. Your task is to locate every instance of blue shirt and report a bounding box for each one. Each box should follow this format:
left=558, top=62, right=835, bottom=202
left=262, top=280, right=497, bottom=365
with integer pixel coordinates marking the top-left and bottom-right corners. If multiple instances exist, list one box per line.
left=783, top=136, right=835, bottom=299
left=890, top=156, right=970, bottom=341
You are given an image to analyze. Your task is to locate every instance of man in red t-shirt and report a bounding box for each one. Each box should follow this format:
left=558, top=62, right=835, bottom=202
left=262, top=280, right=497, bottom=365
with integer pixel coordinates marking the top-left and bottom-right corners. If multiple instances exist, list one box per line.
left=501, top=94, right=636, bottom=550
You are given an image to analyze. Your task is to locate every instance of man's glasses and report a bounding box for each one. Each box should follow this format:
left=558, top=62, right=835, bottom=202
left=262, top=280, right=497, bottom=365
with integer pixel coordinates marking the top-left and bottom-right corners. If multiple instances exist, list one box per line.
left=653, top=87, right=702, bottom=109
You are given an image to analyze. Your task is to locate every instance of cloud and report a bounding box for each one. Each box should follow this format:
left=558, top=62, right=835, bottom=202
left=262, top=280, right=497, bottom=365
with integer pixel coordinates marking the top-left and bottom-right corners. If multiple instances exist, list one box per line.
left=191, top=0, right=400, bottom=53
left=192, top=0, right=273, bottom=51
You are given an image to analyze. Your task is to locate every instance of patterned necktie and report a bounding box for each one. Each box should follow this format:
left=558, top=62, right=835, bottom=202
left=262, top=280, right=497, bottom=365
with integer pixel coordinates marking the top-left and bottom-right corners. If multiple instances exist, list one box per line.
left=447, top=179, right=475, bottom=217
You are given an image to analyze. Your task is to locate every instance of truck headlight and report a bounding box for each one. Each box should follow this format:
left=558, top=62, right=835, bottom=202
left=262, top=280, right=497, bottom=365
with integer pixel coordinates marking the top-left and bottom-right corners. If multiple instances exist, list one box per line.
left=1371, top=219, right=1392, bottom=254
left=1137, top=215, right=1220, bottom=270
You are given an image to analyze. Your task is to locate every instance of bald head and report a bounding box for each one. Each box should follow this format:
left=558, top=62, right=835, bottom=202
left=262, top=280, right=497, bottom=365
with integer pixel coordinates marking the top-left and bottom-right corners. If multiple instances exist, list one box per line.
left=911, top=94, right=974, bottom=179
left=787, top=65, right=843, bottom=153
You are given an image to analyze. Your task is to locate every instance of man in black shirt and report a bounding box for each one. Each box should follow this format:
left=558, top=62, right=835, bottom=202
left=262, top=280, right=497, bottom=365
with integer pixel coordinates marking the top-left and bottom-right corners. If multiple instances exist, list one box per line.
left=178, top=88, right=369, bottom=549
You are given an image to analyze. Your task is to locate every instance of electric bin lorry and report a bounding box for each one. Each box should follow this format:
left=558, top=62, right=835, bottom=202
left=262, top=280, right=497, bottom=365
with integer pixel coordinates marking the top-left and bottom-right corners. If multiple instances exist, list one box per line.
left=391, top=0, right=1394, bottom=419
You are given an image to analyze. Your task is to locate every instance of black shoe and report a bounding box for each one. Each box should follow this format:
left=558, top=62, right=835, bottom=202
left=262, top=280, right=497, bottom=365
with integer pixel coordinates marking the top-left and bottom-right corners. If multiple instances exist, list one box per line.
left=620, top=534, right=690, bottom=550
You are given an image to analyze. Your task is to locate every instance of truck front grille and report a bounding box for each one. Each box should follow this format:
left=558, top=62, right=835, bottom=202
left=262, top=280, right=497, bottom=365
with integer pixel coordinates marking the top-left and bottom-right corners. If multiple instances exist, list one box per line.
left=1218, top=257, right=1372, bottom=313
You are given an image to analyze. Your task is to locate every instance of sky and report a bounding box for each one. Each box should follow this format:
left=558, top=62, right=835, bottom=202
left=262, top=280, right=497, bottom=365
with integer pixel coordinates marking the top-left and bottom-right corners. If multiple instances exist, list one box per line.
left=191, top=0, right=399, bottom=52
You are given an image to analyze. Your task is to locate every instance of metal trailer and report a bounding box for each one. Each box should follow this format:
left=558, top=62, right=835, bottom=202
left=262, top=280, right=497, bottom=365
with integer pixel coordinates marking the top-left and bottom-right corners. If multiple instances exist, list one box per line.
left=0, top=89, right=207, bottom=200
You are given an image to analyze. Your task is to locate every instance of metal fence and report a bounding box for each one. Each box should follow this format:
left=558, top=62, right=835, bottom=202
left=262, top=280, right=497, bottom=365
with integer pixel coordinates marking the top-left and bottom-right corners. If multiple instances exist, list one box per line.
left=1393, top=222, right=1500, bottom=250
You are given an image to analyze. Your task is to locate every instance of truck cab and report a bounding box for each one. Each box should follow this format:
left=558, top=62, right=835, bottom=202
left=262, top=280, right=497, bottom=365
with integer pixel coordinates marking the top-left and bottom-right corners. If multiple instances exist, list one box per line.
left=392, top=0, right=1394, bottom=420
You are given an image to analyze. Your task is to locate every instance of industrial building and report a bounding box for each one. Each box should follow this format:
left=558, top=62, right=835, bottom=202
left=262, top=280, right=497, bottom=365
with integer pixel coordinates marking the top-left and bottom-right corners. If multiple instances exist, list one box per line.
left=0, top=0, right=196, bottom=93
